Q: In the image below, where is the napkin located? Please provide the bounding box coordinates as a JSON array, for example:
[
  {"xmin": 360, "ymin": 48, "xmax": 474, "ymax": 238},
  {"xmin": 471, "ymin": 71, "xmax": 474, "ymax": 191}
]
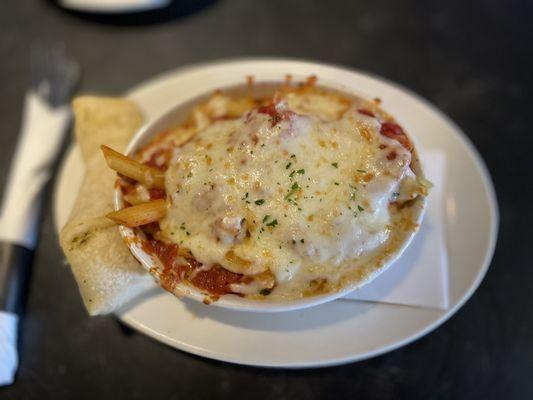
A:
[
  {"xmin": 0, "ymin": 312, "xmax": 18, "ymax": 386},
  {"xmin": 343, "ymin": 151, "xmax": 449, "ymax": 309},
  {"xmin": 0, "ymin": 93, "xmax": 69, "ymax": 249}
]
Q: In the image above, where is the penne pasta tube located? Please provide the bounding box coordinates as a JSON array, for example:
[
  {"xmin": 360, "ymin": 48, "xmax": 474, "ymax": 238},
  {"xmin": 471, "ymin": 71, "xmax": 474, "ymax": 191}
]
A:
[
  {"xmin": 225, "ymin": 250, "xmax": 252, "ymax": 267},
  {"xmin": 101, "ymin": 145, "xmax": 165, "ymax": 189},
  {"xmin": 106, "ymin": 199, "xmax": 167, "ymax": 227}
]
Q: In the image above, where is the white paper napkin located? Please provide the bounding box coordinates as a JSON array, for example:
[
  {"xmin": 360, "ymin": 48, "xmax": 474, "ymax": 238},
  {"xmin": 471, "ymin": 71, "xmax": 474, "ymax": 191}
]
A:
[
  {"xmin": 342, "ymin": 151, "xmax": 449, "ymax": 310},
  {"xmin": 0, "ymin": 93, "xmax": 69, "ymax": 249},
  {"xmin": 0, "ymin": 312, "xmax": 18, "ymax": 386}
]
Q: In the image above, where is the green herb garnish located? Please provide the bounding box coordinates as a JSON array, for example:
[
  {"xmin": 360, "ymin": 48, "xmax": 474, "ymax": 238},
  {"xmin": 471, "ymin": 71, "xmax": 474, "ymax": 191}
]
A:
[
  {"xmin": 331, "ymin": 162, "xmax": 338, "ymax": 168},
  {"xmin": 285, "ymin": 182, "xmax": 300, "ymax": 199},
  {"xmin": 255, "ymin": 199, "xmax": 265, "ymax": 205},
  {"xmin": 266, "ymin": 219, "xmax": 278, "ymax": 227}
]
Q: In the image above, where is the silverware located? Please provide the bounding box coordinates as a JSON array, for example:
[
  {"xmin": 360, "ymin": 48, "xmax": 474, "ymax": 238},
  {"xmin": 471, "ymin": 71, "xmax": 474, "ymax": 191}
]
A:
[
  {"xmin": 30, "ymin": 41, "xmax": 80, "ymax": 107},
  {"xmin": 0, "ymin": 41, "xmax": 79, "ymax": 386}
]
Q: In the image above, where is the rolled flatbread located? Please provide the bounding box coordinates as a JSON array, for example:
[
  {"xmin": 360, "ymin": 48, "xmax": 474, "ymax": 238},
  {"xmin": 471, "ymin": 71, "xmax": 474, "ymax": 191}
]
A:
[
  {"xmin": 60, "ymin": 97, "xmax": 153, "ymax": 315},
  {"xmin": 73, "ymin": 97, "xmax": 144, "ymax": 163}
]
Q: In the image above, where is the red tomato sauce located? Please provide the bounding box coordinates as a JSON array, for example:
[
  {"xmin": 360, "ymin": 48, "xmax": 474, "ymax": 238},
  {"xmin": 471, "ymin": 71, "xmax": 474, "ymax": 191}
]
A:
[
  {"xmin": 257, "ymin": 103, "xmax": 292, "ymax": 127},
  {"xmin": 143, "ymin": 148, "xmax": 170, "ymax": 171},
  {"xmin": 148, "ymin": 188, "xmax": 166, "ymax": 200},
  {"xmin": 357, "ymin": 108, "xmax": 375, "ymax": 117},
  {"xmin": 380, "ymin": 122, "xmax": 413, "ymax": 151},
  {"xmin": 190, "ymin": 266, "xmax": 244, "ymax": 296},
  {"xmin": 142, "ymin": 238, "xmax": 243, "ymax": 296}
]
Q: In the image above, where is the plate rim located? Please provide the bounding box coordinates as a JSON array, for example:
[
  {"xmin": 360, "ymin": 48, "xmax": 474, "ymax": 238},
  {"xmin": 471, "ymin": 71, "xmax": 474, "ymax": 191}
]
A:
[
  {"xmin": 58, "ymin": 0, "xmax": 170, "ymax": 14},
  {"xmin": 54, "ymin": 57, "xmax": 499, "ymax": 368}
]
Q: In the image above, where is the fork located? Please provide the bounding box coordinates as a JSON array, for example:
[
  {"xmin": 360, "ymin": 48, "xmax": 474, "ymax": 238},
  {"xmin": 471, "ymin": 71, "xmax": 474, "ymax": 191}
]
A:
[{"xmin": 30, "ymin": 41, "xmax": 80, "ymax": 107}]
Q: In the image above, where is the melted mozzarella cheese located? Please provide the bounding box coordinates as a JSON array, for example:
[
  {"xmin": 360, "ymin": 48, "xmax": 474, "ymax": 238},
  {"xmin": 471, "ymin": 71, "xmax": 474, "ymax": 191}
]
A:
[{"xmin": 159, "ymin": 99, "xmax": 412, "ymax": 291}]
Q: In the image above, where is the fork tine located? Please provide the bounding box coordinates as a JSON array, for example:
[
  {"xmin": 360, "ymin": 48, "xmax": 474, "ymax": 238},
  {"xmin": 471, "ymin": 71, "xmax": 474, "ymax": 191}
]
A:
[{"xmin": 30, "ymin": 41, "xmax": 80, "ymax": 107}]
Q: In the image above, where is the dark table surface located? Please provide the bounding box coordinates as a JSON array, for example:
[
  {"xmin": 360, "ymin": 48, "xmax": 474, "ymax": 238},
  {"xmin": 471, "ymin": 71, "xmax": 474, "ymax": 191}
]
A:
[{"xmin": 1, "ymin": 0, "xmax": 532, "ymax": 399}]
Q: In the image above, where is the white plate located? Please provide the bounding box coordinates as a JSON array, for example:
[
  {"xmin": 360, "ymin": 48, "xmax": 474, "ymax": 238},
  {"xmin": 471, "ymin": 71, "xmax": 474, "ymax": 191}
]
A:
[
  {"xmin": 53, "ymin": 59, "xmax": 498, "ymax": 367},
  {"xmin": 59, "ymin": 0, "xmax": 170, "ymax": 14}
]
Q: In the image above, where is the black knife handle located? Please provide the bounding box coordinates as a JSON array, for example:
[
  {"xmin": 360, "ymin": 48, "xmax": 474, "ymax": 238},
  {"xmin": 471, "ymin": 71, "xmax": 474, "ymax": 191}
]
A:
[{"xmin": 0, "ymin": 242, "xmax": 34, "ymax": 315}]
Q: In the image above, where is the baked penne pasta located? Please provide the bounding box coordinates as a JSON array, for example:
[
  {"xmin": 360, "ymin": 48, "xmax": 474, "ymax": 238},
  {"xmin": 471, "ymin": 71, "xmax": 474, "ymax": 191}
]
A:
[
  {"xmin": 106, "ymin": 199, "xmax": 167, "ymax": 227},
  {"xmin": 101, "ymin": 145, "xmax": 165, "ymax": 189},
  {"xmin": 100, "ymin": 79, "xmax": 429, "ymax": 303}
]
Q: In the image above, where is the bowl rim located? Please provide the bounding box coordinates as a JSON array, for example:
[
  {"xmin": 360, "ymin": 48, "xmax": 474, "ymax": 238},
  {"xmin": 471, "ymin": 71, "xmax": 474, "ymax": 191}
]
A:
[{"xmin": 114, "ymin": 80, "xmax": 427, "ymax": 312}]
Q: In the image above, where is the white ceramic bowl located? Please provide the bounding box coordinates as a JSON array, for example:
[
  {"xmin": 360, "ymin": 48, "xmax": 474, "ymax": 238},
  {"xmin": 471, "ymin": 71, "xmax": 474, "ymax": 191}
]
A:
[{"xmin": 114, "ymin": 80, "xmax": 427, "ymax": 312}]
